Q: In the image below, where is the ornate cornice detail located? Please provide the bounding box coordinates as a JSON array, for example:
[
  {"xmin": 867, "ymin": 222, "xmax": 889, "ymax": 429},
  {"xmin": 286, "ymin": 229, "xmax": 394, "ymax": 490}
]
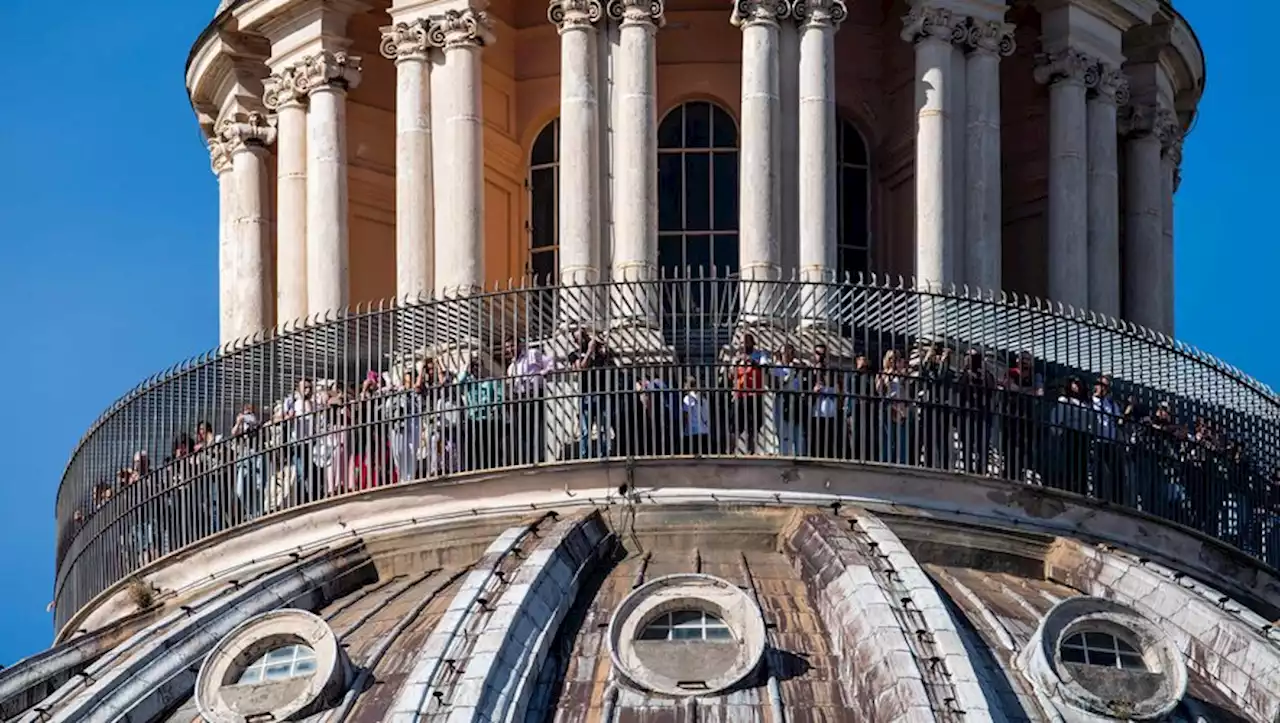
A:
[
  {"xmin": 731, "ymin": 0, "xmax": 791, "ymax": 27},
  {"xmin": 380, "ymin": 20, "xmax": 438, "ymax": 61},
  {"xmin": 900, "ymin": 5, "xmax": 968, "ymax": 46},
  {"xmin": 295, "ymin": 51, "xmax": 362, "ymax": 94},
  {"xmin": 606, "ymin": 0, "xmax": 665, "ymax": 29},
  {"xmin": 263, "ymin": 66, "xmax": 305, "ymax": 110},
  {"xmin": 964, "ymin": 19, "xmax": 1015, "ymax": 57},
  {"xmin": 217, "ymin": 111, "xmax": 277, "ymax": 156},
  {"xmin": 792, "ymin": 0, "xmax": 847, "ymax": 29},
  {"xmin": 1090, "ymin": 64, "xmax": 1129, "ymax": 105},
  {"xmin": 429, "ymin": 9, "xmax": 493, "ymax": 50},
  {"xmin": 209, "ymin": 139, "xmax": 232, "ymax": 176},
  {"xmin": 1033, "ymin": 48, "xmax": 1097, "ymax": 88},
  {"xmin": 549, "ymin": 0, "xmax": 604, "ymax": 31}
]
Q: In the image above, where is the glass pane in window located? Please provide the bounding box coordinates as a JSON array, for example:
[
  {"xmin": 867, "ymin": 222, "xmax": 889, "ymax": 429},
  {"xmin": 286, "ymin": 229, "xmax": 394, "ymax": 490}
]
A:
[
  {"xmin": 638, "ymin": 624, "xmax": 670, "ymax": 641},
  {"xmin": 841, "ymin": 121, "xmax": 868, "ymax": 166},
  {"xmin": 713, "ymin": 234, "xmax": 739, "ymax": 277},
  {"xmin": 841, "ymin": 167, "xmax": 868, "ymax": 245},
  {"xmin": 264, "ymin": 663, "xmax": 293, "ymax": 681},
  {"xmin": 295, "ymin": 646, "xmax": 316, "ymax": 661},
  {"xmin": 672, "ymin": 626, "xmax": 702, "ymax": 640},
  {"xmin": 670, "ymin": 610, "xmax": 703, "ymax": 627},
  {"xmin": 658, "ymin": 106, "xmax": 683, "ymax": 148},
  {"xmin": 1088, "ymin": 649, "xmax": 1118, "ymax": 668},
  {"xmin": 531, "ymin": 168, "xmax": 557, "ymax": 249},
  {"xmin": 531, "ymin": 249, "xmax": 556, "ymax": 285},
  {"xmin": 705, "ymin": 626, "xmax": 732, "ymax": 640},
  {"xmin": 712, "ymin": 107, "xmax": 737, "ymax": 149},
  {"xmin": 1083, "ymin": 633, "xmax": 1114, "ymax": 649},
  {"xmin": 294, "ymin": 658, "xmax": 317, "ymax": 674},
  {"xmin": 839, "ymin": 247, "xmax": 868, "ymax": 281},
  {"xmin": 265, "ymin": 646, "xmax": 295, "ymax": 663},
  {"xmin": 686, "ymin": 102, "xmax": 712, "ymax": 149},
  {"xmin": 238, "ymin": 666, "xmax": 264, "ymax": 684},
  {"xmin": 531, "ymin": 122, "xmax": 557, "ymax": 165},
  {"xmin": 1114, "ymin": 638, "xmax": 1140, "ymax": 654},
  {"xmin": 659, "ymin": 236, "xmax": 684, "ymax": 275},
  {"xmin": 1060, "ymin": 646, "xmax": 1087, "ymax": 664},
  {"xmin": 685, "ymin": 235, "xmax": 712, "ymax": 275},
  {"xmin": 712, "ymin": 153, "xmax": 739, "ymax": 231},
  {"xmin": 685, "ymin": 154, "xmax": 711, "ymax": 231},
  {"xmin": 659, "ymin": 154, "xmax": 683, "ymax": 232}
]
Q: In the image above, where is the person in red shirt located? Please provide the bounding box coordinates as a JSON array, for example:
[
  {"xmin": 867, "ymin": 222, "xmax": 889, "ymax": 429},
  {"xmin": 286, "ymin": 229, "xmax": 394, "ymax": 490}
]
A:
[{"xmin": 732, "ymin": 333, "xmax": 769, "ymax": 454}]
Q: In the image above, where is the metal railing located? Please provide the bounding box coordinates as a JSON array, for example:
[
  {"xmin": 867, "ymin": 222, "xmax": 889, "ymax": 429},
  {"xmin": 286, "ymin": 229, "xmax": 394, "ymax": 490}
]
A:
[{"xmin": 52, "ymin": 275, "xmax": 1280, "ymax": 631}]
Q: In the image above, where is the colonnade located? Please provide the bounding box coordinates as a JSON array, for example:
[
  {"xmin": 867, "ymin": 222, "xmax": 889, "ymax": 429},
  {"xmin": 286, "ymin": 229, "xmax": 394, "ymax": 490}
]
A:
[{"xmin": 210, "ymin": 0, "xmax": 1185, "ymax": 346}]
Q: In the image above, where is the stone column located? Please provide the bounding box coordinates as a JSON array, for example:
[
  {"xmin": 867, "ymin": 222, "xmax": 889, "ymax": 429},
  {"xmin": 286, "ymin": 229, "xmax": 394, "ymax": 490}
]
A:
[
  {"xmin": 264, "ymin": 69, "xmax": 308, "ymax": 326},
  {"xmin": 606, "ymin": 0, "xmax": 663, "ymax": 325},
  {"xmin": 212, "ymin": 142, "xmax": 238, "ymax": 344},
  {"xmin": 432, "ymin": 9, "xmax": 491, "ymax": 298},
  {"xmin": 794, "ymin": 0, "xmax": 846, "ymax": 325},
  {"xmin": 551, "ymin": 0, "xmax": 604, "ymax": 323},
  {"xmin": 1119, "ymin": 103, "xmax": 1163, "ymax": 330},
  {"xmin": 734, "ymin": 0, "xmax": 786, "ymax": 321},
  {"xmin": 298, "ymin": 51, "xmax": 361, "ymax": 315},
  {"xmin": 1159, "ymin": 118, "xmax": 1182, "ymax": 334},
  {"xmin": 381, "ymin": 21, "xmax": 437, "ymax": 301},
  {"xmin": 1085, "ymin": 65, "xmax": 1126, "ymax": 318},
  {"xmin": 1034, "ymin": 48, "xmax": 1092, "ymax": 310},
  {"xmin": 962, "ymin": 19, "xmax": 1014, "ymax": 293},
  {"xmin": 215, "ymin": 113, "xmax": 277, "ymax": 345},
  {"xmin": 901, "ymin": 4, "xmax": 964, "ymax": 290}
]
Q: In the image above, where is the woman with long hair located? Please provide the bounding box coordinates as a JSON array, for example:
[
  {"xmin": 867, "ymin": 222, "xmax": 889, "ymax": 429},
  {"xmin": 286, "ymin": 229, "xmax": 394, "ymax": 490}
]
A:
[{"xmin": 876, "ymin": 350, "xmax": 911, "ymax": 465}]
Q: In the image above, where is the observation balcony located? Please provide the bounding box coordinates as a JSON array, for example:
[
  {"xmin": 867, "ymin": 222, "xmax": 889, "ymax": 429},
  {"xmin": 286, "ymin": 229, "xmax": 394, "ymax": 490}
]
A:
[{"xmin": 52, "ymin": 276, "xmax": 1280, "ymax": 634}]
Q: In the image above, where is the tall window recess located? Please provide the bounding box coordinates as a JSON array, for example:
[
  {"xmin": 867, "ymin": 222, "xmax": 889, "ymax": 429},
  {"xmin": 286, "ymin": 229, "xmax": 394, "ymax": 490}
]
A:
[
  {"xmin": 836, "ymin": 119, "xmax": 871, "ymax": 280},
  {"xmin": 527, "ymin": 119, "xmax": 559, "ymax": 287},
  {"xmin": 657, "ymin": 101, "xmax": 740, "ymax": 317}
]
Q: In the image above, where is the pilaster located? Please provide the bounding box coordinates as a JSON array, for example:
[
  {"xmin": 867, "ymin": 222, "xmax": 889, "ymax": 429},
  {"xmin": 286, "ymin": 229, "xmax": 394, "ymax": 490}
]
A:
[{"xmin": 215, "ymin": 111, "xmax": 278, "ymax": 345}]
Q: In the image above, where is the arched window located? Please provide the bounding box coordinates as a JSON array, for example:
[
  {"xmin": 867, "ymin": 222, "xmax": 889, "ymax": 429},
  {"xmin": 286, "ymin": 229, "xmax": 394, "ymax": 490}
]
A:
[
  {"xmin": 235, "ymin": 643, "xmax": 318, "ymax": 684},
  {"xmin": 638, "ymin": 610, "xmax": 734, "ymax": 641},
  {"xmin": 1060, "ymin": 632, "xmax": 1147, "ymax": 670},
  {"xmin": 528, "ymin": 119, "xmax": 559, "ymax": 287},
  {"xmin": 658, "ymin": 101, "xmax": 739, "ymax": 279},
  {"xmin": 836, "ymin": 119, "xmax": 871, "ymax": 280}
]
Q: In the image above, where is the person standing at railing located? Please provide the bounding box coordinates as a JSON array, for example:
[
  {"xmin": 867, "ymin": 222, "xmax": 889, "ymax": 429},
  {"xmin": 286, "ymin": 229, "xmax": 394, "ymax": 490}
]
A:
[
  {"xmin": 681, "ymin": 376, "xmax": 713, "ymax": 455},
  {"xmin": 915, "ymin": 341, "xmax": 955, "ymax": 470},
  {"xmin": 731, "ymin": 333, "xmax": 769, "ymax": 454},
  {"xmin": 385, "ymin": 370, "xmax": 424, "ymax": 483},
  {"xmin": 1089, "ymin": 375, "xmax": 1124, "ymax": 505},
  {"xmin": 231, "ymin": 406, "xmax": 266, "ymax": 523},
  {"xmin": 876, "ymin": 350, "xmax": 911, "ymax": 465},
  {"xmin": 771, "ymin": 342, "xmax": 807, "ymax": 457},
  {"xmin": 507, "ymin": 338, "xmax": 554, "ymax": 466},
  {"xmin": 1050, "ymin": 377, "xmax": 1090, "ymax": 494},
  {"xmin": 284, "ymin": 379, "xmax": 321, "ymax": 504},
  {"xmin": 193, "ymin": 421, "xmax": 228, "ymax": 536},
  {"xmin": 845, "ymin": 354, "xmax": 875, "ymax": 463},
  {"xmin": 806, "ymin": 343, "xmax": 842, "ymax": 460},
  {"xmin": 569, "ymin": 330, "xmax": 617, "ymax": 460},
  {"xmin": 958, "ymin": 350, "xmax": 995, "ymax": 475},
  {"xmin": 458, "ymin": 356, "xmax": 505, "ymax": 471},
  {"xmin": 1002, "ymin": 351, "xmax": 1045, "ymax": 483}
]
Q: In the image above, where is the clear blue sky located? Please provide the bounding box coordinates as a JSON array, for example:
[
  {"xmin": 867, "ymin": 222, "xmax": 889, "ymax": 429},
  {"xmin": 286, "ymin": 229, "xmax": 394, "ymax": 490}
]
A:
[{"xmin": 0, "ymin": 1, "xmax": 1273, "ymax": 664}]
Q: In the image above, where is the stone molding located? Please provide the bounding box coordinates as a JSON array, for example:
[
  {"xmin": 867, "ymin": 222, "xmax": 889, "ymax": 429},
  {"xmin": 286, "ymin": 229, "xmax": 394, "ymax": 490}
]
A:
[
  {"xmin": 295, "ymin": 50, "xmax": 362, "ymax": 94},
  {"xmin": 430, "ymin": 8, "xmax": 493, "ymax": 50},
  {"xmin": 731, "ymin": 0, "xmax": 791, "ymax": 27},
  {"xmin": 964, "ymin": 18, "xmax": 1015, "ymax": 57},
  {"xmin": 900, "ymin": 5, "xmax": 968, "ymax": 46},
  {"xmin": 606, "ymin": 0, "xmax": 665, "ymax": 28},
  {"xmin": 1090, "ymin": 64, "xmax": 1130, "ymax": 105},
  {"xmin": 1033, "ymin": 47, "xmax": 1097, "ymax": 87},
  {"xmin": 216, "ymin": 111, "xmax": 277, "ymax": 155},
  {"xmin": 262, "ymin": 66, "xmax": 305, "ymax": 110},
  {"xmin": 549, "ymin": 0, "xmax": 604, "ymax": 32},
  {"xmin": 379, "ymin": 19, "xmax": 438, "ymax": 61}
]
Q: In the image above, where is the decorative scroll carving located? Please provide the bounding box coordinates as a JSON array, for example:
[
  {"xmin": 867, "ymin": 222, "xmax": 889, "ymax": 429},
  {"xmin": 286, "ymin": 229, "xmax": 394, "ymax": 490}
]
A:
[
  {"xmin": 428, "ymin": 8, "xmax": 493, "ymax": 50},
  {"xmin": 1033, "ymin": 48, "xmax": 1098, "ymax": 87},
  {"xmin": 263, "ymin": 66, "xmax": 305, "ymax": 110},
  {"xmin": 209, "ymin": 139, "xmax": 232, "ymax": 175},
  {"xmin": 1118, "ymin": 102, "xmax": 1157, "ymax": 136},
  {"xmin": 295, "ymin": 51, "xmax": 362, "ymax": 94},
  {"xmin": 731, "ymin": 0, "xmax": 791, "ymax": 26},
  {"xmin": 217, "ymin": 111, "xmax": 277, "ymax": 155},
  {"xmin": 900, "ymin": 5, "xmax": 968, "ymax": 46},
  {"xmin": 380, "ymin": 20, "xmax": 438, "ymax": 60},
  {"xmin": 791, "ymin": 0, "xmax": 847, "ymax": 28},
  {"xmin": 1091, "ymin": 64, "xmax": 1130, "ymax": 105},
  {"xmin": 965, "ymin": 19, "xmax": 1015, "ymax": 57},
  {"xmin": 606, "ymin": 0, "xmax": 665, "ymax": 28},
  {"xmin": 549, "ymin": 0, "xmax": 604, "ymax": 31}
]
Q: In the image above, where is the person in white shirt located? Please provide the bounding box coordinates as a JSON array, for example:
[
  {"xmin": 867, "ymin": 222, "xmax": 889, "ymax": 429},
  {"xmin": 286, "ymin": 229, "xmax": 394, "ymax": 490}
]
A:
[
  {"xmin": 506, "ymin": 338, "xmax": 555, "ymax": 464},
  {"xmin": 681, "ymin": 376, "xmax": 712, "ymax": 455},
  {"xmin": 771, "ymin": 343, "xmax": 806, "ymax": 457}
]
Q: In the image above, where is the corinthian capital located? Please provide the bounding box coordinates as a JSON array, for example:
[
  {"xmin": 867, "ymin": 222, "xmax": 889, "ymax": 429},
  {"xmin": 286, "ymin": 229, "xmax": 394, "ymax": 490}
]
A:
[
  {"xmin": 965, "ymin": 19, "xmax": 1015, "ymax": 57},
  {"xmin": 900, "ymin": 5, "xmax": 967, "ymax": 46},
  {"xmin": 792, "ymin": 0, "xmax": 847, "ymax": 28},
  {"xmin": 209, "ymin": 139, "xmax": 232, "ymax": 176},
  {"xmin": 295, "ymin": 51, "xmax": 362, "ymax": 95},
  {"xmin": 263, "ymin": 67, "xmax": 305, "ymax": 110},
  {"xmin": 1033, "ymin": 48, "xmax": 1097, "ymax": 87},
  {"xmin": 549, "ymin": 0, "xmax": 604, "ymax": 31},
  {"xmin": 1118, "ymin": 102, "xmax": 1158, "ymax": 137},
  {"xmin": 731, "ymin": 0, "xmax": 791, "ymax": 27},
  {"xmin": 217, "ymin": 111, "xmax": 277, "ymax": 155},
  {"xmin": 1155, "ymin": 108, "xmax": 1183, "ymax": 151},
  {"xmin": 429, "ymin": 9, "xmax": 494, "ymax": 50},
  {"xmin": 380, "ymin": 20, "xmax": 438, "ymax": 61},
  {"xmin": 1090, "ymin": 64, "xmax": 1129, "ymax": 105},
  {"xmin": 606, "ymin": 0, "xmax": 665, "ymax": 28}
]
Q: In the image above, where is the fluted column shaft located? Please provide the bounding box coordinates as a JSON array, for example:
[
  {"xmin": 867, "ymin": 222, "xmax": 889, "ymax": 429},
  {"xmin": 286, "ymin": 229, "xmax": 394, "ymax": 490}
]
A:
[
  {"xmin": 795, "ymin": 0, "xmax": 845, "ymax": 324},
  {"xmin": 264, "ymin": 74, "xmax": 308, "ymax": 326},
  {"xmin": 1035, "ymin": 49, "xmax": 1091, "ymax": 309},
  {"xmin": 552, "ymin": 0, "xmax": 604, "ymax": 324},
  {"xmin": 963, "ymin": 20, "xmax": 1013, "ymax": 292},
  {"xmin": 299, "ymin": 51, "xmax": 361, "ymax": 315},
  {"xmin": 1120, "ymin": 103, "xmax": 1164, "ymax": 330},
  {"xmin": 381, "ymin": 22, "xmax": 437, "ymax": 300},
  {"xmin": 1160, "ymin": 128, "xmax": 1181, "ymax": 334},
  {"xmin": 433, "ymin": 9, "xmax": 491, "ymax": 298},
  {"xmin": 607, "ymin": 0, "xmax": 662, "ymax": 323},
  {"xmin": 213, "ymin": 146, "xmax": 238, "ymax": 344},
  {"xmin": 1086, "ymin": 67, "xmax": 1126, "ymax": 318},
  {"xmin": 214, "ymin": 113, "xmax": 277, "ymax": 345},
  {"xmin": 902, "ymin": 5, "xmax": 963, "ymax": 289}
]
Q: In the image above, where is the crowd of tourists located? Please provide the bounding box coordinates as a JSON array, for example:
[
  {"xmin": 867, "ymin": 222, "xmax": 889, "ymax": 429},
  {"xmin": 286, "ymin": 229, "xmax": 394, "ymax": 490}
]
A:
[{"xmin": 64, "ymin": 329, "xmax": 1280, "ymax": 567}]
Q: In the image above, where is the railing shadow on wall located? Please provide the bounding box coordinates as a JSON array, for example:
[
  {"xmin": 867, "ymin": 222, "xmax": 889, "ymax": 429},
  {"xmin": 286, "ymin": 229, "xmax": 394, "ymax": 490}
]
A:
[{"xmin": 51, "ymin": 270, "xmax": 1280, "ymax": 631}]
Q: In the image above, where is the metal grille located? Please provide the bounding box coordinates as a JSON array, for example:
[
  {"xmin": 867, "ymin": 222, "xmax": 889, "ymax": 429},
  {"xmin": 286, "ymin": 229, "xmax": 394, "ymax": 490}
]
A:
[{"xmin": 52, "ymin": 275, "xmax": 1280, "ymax": 633}]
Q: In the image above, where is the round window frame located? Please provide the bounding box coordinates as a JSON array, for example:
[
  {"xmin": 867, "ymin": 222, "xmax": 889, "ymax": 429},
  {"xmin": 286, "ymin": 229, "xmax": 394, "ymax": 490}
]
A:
[
  {"xmin": 607, "ymin": 573, "xmax": 767, "ymax": 697},
  {"xmin": 195, "ymin": 609, "xmax": 347, "ymax": 723}
]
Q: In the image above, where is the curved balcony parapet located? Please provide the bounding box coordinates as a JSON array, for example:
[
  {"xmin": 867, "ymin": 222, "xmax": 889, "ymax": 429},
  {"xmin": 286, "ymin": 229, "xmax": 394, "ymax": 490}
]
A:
[{"xmin": 52, "ymin": 275, "xmax": 1280, "ymax": 631}]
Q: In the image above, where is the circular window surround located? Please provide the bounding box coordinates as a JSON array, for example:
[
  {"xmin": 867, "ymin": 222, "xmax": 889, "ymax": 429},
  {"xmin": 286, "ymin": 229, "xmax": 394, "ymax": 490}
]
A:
[
  {"xmin": 607, "ymin": 573, "xmax": 767, "ymax": 697},
  {"xmin": 195, "ymin": 609, "xmax": 348, "ymax": 723},
  {"xmin": 1018, "ymin": 596, "xmax": 1187, "ymax": 721}
]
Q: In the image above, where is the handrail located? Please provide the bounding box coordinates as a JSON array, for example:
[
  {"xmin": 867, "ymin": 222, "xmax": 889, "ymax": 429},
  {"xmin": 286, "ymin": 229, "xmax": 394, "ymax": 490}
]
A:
[{"xmin": 51, "ymin": 276, "xmax": 1280, "ymax": 630}]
